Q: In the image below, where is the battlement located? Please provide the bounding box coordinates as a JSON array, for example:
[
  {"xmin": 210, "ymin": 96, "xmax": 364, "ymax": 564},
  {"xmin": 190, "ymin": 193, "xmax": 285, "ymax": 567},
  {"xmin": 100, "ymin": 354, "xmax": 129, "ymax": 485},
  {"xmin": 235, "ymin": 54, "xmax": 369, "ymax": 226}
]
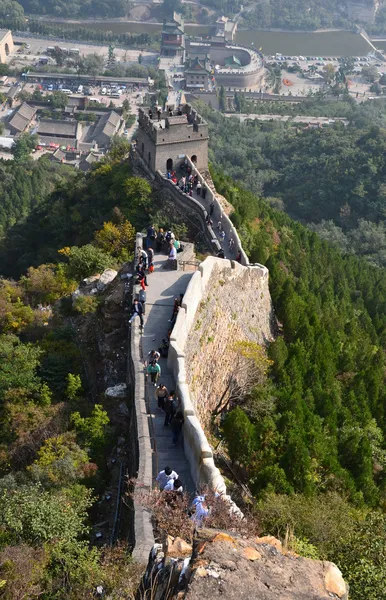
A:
[{"xmin": 137, "ymin": 103, "xmax": 209, "ymax": 173}]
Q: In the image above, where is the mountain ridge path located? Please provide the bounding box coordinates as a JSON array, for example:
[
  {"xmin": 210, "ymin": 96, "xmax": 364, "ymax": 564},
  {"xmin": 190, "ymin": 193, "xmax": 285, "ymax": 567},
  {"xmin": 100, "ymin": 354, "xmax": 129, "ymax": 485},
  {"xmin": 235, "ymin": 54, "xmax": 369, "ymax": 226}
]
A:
[{"xmin": 140, "ymin": 251, "xmax": 195, "ymax": 494}]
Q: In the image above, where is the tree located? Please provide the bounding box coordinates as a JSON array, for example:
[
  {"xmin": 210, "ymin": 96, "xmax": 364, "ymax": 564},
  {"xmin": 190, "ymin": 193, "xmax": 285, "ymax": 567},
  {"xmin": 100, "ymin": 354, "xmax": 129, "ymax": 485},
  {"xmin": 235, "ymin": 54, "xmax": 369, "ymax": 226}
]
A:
[
  {"xmin": 0, "ymin": 482, "xmax": 93, "ymax": 546},
  {"xmin": 0, "ymin": 334, "xmax": 42, "ymax": 400},
  {"xmin": 323, "ymin": 63, "xmax": 335, "ymax": 84},
  {"xmin": 362, "ymin": 64, "xmax": 379, "ymax": 83},
  {"xmin": 163, "ymin": 0, "xmax": 182, "ymax": 16},
  {"xmin": 21, "ymin": 263, "xmax": 76, "ymax": 306},
  {"xmin": 370, "ymin": 82, "xmax": 382, "ymax": 95},
  {"xmin": 51, "ymin": 46, "xmax": 66, "ymax": 67},
  {"xmin": 58, "ymin": 244, "xmax": 115, "ymax": 281},
  {"xmin": 49, "ymin": 91, "xmax": 69, "ymax": 109},
  {"xmin": 94, "ymin": 219, "xmax": 135, "ymax": 262},
  {"xmin": 71, "ymin": 404, "xmax": 110, "ymax": 460},
  {"xmin": 218, "ymin": 85, "xmax": 226, "ymax": 112},
  {"xmin": 222, "ymin": 407, "xmax": 256, "ymax": 467},
  {"xmin": 28, "ymin": 432, "xmax": 93, "ymax": 487},
  {"xmin": 81, "ymin": 53, "xmax": 105, "ymax": 77},
  {"xmin": 11, "ymin": 133, "xmax": 38, "ymax": 162},
  {"xmin": 122, "ymin": 98, "xmax": 131, "ymax": 113}
]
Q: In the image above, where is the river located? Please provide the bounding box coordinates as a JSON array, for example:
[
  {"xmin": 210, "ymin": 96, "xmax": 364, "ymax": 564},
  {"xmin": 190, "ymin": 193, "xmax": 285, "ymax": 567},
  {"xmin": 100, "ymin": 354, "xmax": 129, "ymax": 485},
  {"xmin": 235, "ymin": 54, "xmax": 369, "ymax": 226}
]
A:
[{"xmin": 43, "ymin": 19, "xmax": 373, "ymax": 56}]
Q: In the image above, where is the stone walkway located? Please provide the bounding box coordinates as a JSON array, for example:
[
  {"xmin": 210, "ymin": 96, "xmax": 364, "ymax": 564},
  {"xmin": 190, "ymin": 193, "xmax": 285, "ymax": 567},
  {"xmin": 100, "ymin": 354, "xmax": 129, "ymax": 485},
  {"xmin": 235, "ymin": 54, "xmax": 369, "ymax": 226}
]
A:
[
  {"xmin": 140, "ymin": 251, "xmax": 195, "ymax": 494},
  {"xmin": 172, "ymin": 172, "xmax": 237, "ymax": 261}
]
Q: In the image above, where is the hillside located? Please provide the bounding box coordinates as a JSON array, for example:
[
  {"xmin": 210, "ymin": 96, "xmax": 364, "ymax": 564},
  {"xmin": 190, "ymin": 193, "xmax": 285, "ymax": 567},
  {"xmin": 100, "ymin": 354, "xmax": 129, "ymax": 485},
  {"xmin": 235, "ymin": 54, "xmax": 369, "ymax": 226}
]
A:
[
  {"xmin": 199, "ymin": 100, "xmax": 386, "ymax": 268},
  {"xmin": 0, "ymin": 141, "xmax": 385, "ymax": 597}
]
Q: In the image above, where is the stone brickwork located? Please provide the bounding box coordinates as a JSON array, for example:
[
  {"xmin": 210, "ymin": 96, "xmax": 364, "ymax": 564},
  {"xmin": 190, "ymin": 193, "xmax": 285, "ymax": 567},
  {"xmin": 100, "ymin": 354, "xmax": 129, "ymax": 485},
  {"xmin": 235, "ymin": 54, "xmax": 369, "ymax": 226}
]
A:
[
  {"xmin": 182, "ymin": 259, "xmax": 275, "ymax": 427},
  {"xmin": 136, "ymin": 103, "xmax": 209, "ymax": 173},
  {"xmin": 167, "ymin": 257, "xmax": 275, "ymax": 492}
]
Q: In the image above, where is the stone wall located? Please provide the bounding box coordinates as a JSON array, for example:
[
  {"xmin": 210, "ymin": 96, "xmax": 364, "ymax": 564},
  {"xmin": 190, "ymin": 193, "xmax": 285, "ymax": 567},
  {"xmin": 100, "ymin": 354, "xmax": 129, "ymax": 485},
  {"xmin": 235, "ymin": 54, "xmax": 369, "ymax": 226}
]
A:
[
  {"xmin": 167, "ymin": 256, "xmax": 275, "ymax": 491},
  {"xmin": 129, "ymin": 233, "xmax": 155, "ymax": 563},
  {"xmin": 184, "ymin": 259, "xmax": 275, "ymax": 426}
]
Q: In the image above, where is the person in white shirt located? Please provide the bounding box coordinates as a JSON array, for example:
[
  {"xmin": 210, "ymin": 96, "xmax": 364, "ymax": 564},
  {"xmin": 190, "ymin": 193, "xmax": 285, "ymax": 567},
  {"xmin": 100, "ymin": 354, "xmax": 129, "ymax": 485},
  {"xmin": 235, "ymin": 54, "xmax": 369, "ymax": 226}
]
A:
[
  {"xmin": 164, "ymin": 477, "xmax": 183, "ymax": 493},
  {"xmin": 191, "ymin": 500, "xmax": 209, "ymax": 527},
  {"xmin": 168, "ymin": 244, "xmax": 177, "ymax": 261},
  {"xmin": 156, "ymin": 466, "xmax": 178, "ymax": 490}
]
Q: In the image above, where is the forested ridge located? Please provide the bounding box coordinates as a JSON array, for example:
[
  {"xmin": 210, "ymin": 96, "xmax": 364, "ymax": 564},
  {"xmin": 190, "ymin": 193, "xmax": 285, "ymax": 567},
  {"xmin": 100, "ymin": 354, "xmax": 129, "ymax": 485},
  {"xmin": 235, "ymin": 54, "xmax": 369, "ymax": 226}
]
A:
[
  {"xmin": 0, "ymin": 144, "xmax": 152, "ymax": 598},
  {"xmin": 1, "ymin": 130, "xmax": 386, "ymax": 596},
  {"xmin": 214, "ymin": 170, "xmax": 386, "ymax": 598},
  {"xmin": 198, "ymin": 100, "xmax": 386, "ymax": 268}
]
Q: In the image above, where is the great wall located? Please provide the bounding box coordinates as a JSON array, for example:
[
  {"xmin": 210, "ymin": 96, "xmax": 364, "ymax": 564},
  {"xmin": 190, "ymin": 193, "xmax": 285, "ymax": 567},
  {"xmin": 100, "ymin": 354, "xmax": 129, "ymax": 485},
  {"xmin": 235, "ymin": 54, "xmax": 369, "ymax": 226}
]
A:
[
  {"xmin": 130, "ymin": 102, "xmax": 276, "ymax": 560},
  {"xmin": 125, "ymin": 102, "xmax": 349, "ymax": 600}
]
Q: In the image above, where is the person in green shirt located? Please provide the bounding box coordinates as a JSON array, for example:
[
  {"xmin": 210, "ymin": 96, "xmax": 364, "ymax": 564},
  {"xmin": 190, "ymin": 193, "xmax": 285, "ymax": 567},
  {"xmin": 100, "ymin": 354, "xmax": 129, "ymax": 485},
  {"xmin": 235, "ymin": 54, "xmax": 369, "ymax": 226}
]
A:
[{"xmin": 147, "ymin": 360, "xmax": 161, "ymax": 386}]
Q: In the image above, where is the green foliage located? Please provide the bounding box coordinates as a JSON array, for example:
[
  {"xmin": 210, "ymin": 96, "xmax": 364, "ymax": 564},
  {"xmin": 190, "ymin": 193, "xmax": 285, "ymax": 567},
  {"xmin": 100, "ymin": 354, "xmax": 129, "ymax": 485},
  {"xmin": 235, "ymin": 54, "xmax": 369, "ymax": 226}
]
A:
[
  {"xmin": 60, "ymin": 244, "xmax": 115, "ymax": 281},
  {"xmin": 0, "ymin": 482, "xmax": 93, "ymax": 546},
  {"xmin": 94, "ymin": 218, "xmax": 135, "ymax": 262},
  {"xmin": 17, "ymin": 0, "xmax": 129, "ymax": 18},
  {"xmin": 73, "ymin": 294, "xmax": 99, "ymax": 315},
  {"xmin": 71, "ymin": 404, "xmax": 110, "ymax": 460},
  {"xmin": 0, "ymin": 334, "xmax": 42, "ymax": 400},
  {"xmin": 11, "ymin": 133, "xmax": 38, "ymax": 162},
  {"xmin": 21, "ymin": 263, "xmax": 76, "ymax": 306},
  {"xmin": 214, "ymin": 171, "xmax": 386, "ymax": 506},
  {"xmin": 199, "ymin": 101, "xmax": 386, "ymax": 267},
  {"xmin": 28, "ymin": 432, "xmax": 93, "ymax": 487},
  {"xmin": 0, "ymin": 162, "xmax": 151, "ymax": 277},
  {"xmin": 48, "ymin": 90, "xmax": 69, "ymax": 109},
  {"xmin": 222, "ymin": 407, "xmax": 256, "ymax": 467}
]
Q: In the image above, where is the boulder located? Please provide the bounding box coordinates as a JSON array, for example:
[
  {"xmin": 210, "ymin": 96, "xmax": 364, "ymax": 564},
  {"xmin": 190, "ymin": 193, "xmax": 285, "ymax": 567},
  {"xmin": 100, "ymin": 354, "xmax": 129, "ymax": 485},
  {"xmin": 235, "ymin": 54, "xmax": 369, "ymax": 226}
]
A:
[
  {"xmin": 105, "ymin": 383, "xmax": 128, "ymax": 399},
  {"xmin": 324, "ymin": 562, "xmax": 348, "ymax": 599},
  {"xmin": 166, "ymin": 535, "xmax": 193, "ymax": 557},
  {"xmin": 118, "ymin": 402, "xmax": 129, "ymax": 416},
  {"xmin": 97, "ymin": 269, "xmax": 118, "ymax": 291}
]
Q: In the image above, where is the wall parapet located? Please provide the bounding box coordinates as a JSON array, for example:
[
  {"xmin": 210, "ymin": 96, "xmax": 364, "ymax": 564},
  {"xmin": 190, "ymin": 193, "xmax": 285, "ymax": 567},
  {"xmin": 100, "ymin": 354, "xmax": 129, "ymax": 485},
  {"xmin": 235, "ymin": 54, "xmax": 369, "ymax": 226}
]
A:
[
  {"xmin": 130, "ymin": 233, "xmax": 155, "ymax": 563},
  {"xmin": 168, "ymin": 256, "xmax": 269, "ymax": 498}
]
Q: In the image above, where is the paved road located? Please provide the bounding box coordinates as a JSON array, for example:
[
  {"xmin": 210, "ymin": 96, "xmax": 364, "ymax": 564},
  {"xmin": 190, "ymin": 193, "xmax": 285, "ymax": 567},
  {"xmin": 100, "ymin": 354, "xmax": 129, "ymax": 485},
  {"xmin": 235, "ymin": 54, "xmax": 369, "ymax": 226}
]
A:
[
  {"xmin": 223, "ymin": 113, "xmax": 349, "ymax": 125},
  {"xmin": 141, "ymin": 251, "xmax": 195, "ymax": 494}
]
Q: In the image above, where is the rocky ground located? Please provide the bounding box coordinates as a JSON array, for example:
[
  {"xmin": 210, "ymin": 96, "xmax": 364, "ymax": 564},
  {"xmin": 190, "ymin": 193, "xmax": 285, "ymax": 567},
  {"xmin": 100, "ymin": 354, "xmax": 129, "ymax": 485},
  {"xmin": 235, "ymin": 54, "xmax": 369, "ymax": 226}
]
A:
[{"xmin": 139, "ymin": 528, "xmax": 349, "ymax": 600}]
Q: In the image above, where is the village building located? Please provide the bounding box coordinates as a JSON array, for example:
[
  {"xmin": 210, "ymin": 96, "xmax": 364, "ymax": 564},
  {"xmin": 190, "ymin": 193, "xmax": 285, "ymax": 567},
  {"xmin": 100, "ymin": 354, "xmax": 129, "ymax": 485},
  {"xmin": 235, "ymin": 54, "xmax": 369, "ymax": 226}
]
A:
[
  {"xmin": 160, "ymin": 13, "xmax": 186, "ymax": 62},
  {"xmin": 184, "ymin": 57, "xmax": 211, "ymax": 91},
  {"xmin": 7, "ymin": 102, "xmax": 36, "ymax": 135}
]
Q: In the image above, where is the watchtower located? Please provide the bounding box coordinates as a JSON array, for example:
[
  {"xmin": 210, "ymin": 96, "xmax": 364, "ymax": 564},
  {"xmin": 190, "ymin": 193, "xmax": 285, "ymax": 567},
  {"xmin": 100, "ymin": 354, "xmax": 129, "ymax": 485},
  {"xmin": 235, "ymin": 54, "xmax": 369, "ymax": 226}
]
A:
[{"xmin": 136, "ymin": 103, "xmax": 209, "ymax": 174}]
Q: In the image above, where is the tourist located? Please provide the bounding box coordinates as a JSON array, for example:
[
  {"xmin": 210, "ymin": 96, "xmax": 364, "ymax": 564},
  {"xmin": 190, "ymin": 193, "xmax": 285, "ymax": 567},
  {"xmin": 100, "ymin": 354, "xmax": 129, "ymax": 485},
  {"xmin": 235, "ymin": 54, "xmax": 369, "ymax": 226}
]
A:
[
  {"xmin": 148, "ymin": 108, "xmax": 153, "ymax": 120},
  {"xmin": 191, "ymin": 499, "xmax": 209, "ymax": 527},
  {"xmin": 171, "ymin": 411, "xmax": 184, "ymax": 446},
  {"xmin": 202, "ymin": 184, "xmax": 207, "ymax": 199},
  {"xmin": 196, "ymin": 180, "xmax": 202, "ymax": 196},
  {"xmin": 128, "ymin": 298, "xmax": 144, "ymax": 328},
  {"xmin": 147, "ymin": 359, "xmax": 161, "ymax": 386},
  {"xmin": 169, "ymin": 306, "xmax": 179, "ymax": 328},
  {"xmin": 147, "ymin": 349, "xmax": 160, "ymax": 365},
  {"xmin": 146, "ymin": 224, "xmax": 156, "ymax": 249},
  {"xmin": 156, "ymin": 383, "xmax": 169, "ymax": 410},
  {"xmin": 136, "ymin": 264, "xmax": 148, "ymax": 287},
  {"xmin": 157, "ymin": 107, "xmax": 161, "ymax": 121},
  {"xmin": 168, "ymin": 107, "xmax": 173, "ymax": 117},
  {"xmin": 209, "ymin": 202, "xmax": 215, "ymax": 216},
  {"xmin": 170, "ymin": 297, "xmax": 180, "ymax": 321},
  {"xmin": 206, "ymin": 215, "xmax": 213, "ymax": 227},
  {"xmin": 156, "ymin": 228, "xmax": 165, "ymax": 251},
  {"xmin": 158, "ymin": 337, "xmax": 169, "ymax": 358},
  {"xmin": 178, "ymin": 293, "xmax": 184, "ymax": 306},
  {"xmin": 236, "ymin": 250, "xmax": 242, "ymax": 263},
  {"xmin": 219, "ymin": 229, "xmax": 226, "ymax": 242},
  {"xmin": 217, "ymin": 249, "xmax": 225, "ymax": 259},
  {"xmin": 156, "ymin": 465, "xmax": 178, "ymax": 490},
  {"xmin": 179, "ymin": 176, "xmax": 186, "ymax": 190},
  {"xmin": 139, "ymin": 248, "xmax": 148, "ymax": 268},
  {"xmin": 168, "ymin": 243, "xmax": 177, "ymax": 264},
  {"xmin": 164, "ymin": 390, "xmax": 177, "ymax": 426},
  {"xmin": 228, "ymin": 238, "xmax": 235, "ymax": 252},
  {"xmin": 164, "ymin": 477, "xmax": 183, "ymax": 493},
  {"xmin": 147, "ymin": 247, "xmax": 154, "ymax": 269}
]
